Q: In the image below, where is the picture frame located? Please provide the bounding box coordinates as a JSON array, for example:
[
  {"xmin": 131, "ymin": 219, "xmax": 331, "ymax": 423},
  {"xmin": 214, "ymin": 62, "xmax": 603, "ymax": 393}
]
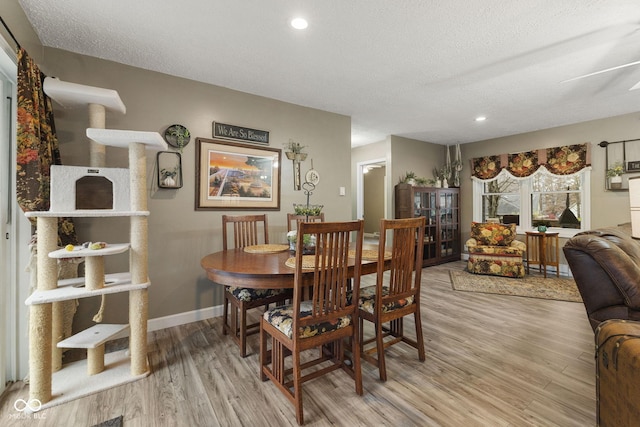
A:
[
  {"xmin": 157, "ymin": 151, "xmax": 183, "ymax": 189},
  {"xmin": 196, "ymin": 138, "xmax": 281, "ymax": 210}
]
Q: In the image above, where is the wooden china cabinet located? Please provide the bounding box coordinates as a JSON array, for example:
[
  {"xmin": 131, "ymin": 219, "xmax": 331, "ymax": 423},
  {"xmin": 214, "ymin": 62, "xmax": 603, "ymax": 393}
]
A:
[{"xmin": 394, "ymin": 183, "xmax": 461, "ymax": 267}]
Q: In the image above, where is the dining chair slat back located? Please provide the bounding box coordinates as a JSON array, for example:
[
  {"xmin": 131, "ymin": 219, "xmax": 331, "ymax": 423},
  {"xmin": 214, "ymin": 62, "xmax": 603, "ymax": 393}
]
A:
[
  {"xmin": 298, "ymin": 220, "xmax": 357, "ymax": 326},
  {"xmin": 260, "ymin": 220, "xmax": 364, "ymax": 424},
  {"xmin": 359, "ymin": 216, "xmax": 426, "ymax": 381},
  {"xmin": 222, "ymin": 214, "xmax": 269, "ymax": 249},
  {"xmin": 286, "ymin": 213, "xmax": 325, "ymax": 232}
]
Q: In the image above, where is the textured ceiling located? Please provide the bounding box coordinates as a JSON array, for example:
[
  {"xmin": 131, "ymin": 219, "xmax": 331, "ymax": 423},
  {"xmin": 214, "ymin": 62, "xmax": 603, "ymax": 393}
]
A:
[{"xmin": 18, "ymin": 0, "xmax": 640, "ymax": 147}]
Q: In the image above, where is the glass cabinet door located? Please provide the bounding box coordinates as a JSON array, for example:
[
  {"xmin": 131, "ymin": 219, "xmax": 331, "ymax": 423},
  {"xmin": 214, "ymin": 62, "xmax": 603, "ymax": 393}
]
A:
[
  {"xmin": 413, "ymin": 189, "xmax": 438, "ymax": 261},
  {"xmin": 438, "ymin": 190, "xmax": 460, "ymax": 259},
  {"xmin": 394, "ymin": 184, "xmax": 460, "ymax": 266}
]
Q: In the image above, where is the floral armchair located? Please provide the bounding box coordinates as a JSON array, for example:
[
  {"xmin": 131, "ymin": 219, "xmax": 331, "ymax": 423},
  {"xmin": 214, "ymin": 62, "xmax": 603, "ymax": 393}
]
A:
[{"xmin": 465, "ymin": 222, "xmax": 526, "ymax": 278}]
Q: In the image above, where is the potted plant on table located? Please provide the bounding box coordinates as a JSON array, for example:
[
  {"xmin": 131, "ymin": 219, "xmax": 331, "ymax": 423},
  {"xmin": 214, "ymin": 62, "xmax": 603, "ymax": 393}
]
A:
[
  {"xmin": 286, "ymin": 230, "xmax": 316, "ymax": 254},
  {"xmin": 533, "ymin": 220, "xmax": 551, "ymax": 232}
]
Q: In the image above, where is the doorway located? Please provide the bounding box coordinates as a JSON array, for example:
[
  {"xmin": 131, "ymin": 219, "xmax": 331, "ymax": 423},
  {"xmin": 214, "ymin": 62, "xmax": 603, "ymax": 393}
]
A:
[{"xmin": 356, "ymin": 159, "xmax": 387, "ymax": 238}]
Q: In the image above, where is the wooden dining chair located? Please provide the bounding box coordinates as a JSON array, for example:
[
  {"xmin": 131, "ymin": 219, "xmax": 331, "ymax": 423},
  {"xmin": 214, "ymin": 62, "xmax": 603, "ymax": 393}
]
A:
[
  {"xmin": 260, "ymin": 220, "xmax": 364, "ymax": 425},
  {"xmin": 286, "ymin": 213, "xmax": 325, "ymax": 232},
  {"xmin": 221, "ymin": 214, "xmax": 291, "ymax": 357},
  {"xmin": 358, "ymin": 216, "xmax": 426, "ymax": 381}
]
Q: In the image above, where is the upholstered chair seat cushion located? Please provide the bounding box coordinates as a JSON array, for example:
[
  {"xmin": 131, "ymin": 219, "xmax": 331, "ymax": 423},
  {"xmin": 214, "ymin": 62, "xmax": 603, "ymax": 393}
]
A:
[
  {"xmin": 466, "ymin": 222, "xmax": 526, "ymax": 278},
  {"xmin": 263, "ymin": 301, "xmax": 352, "ymax": 339},
  {"xmin": 350, "ymin": 286, "xmax": 415, "ymax": 314},
  {"xmin": 227, "ymin": 286, "xmax": 289, "ymax": 302},
  {"xmin": 467, "ymin": 243, "xmax": 525, "ymax": 256}
]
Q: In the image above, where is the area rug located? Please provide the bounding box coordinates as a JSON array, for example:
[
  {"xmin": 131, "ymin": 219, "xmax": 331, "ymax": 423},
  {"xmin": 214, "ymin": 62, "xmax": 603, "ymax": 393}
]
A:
[{"xmin": 449, "ymin": 270, "xmax": 582, "ymax": 302}]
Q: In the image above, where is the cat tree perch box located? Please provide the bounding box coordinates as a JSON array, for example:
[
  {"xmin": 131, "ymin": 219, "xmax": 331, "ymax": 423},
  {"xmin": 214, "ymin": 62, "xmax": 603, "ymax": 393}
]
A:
[{"xmin": 50, "ymin": 165, "xmax": 130, "ymax": 212}]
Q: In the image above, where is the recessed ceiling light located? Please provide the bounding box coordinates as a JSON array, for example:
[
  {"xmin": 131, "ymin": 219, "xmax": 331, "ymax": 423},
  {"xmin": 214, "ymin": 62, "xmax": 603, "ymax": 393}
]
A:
[
  {"xmin": 475, "ymin": 116, "xmax": 487, "ymax": 122},
  {"xmin": 291, "ymin": 17, "xmax": 308, "ymax": 30}
]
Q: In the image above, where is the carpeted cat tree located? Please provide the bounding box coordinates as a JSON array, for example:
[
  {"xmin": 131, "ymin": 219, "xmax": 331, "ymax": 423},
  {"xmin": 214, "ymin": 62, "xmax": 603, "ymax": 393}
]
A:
[{"xmin": 24, "ymin": 78, "xmax": 166, "ymax": 410}]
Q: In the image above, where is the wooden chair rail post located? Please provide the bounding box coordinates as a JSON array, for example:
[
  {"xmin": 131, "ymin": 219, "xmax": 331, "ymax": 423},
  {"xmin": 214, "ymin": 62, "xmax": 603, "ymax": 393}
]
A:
[{"xmin": 221, "ymin": 214, "xmax": 290, "ymax": 357}]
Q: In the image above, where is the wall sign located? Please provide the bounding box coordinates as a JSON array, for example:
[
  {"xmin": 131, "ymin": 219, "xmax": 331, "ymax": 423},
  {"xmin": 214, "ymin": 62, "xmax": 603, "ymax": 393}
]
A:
[
  {"xmin": 628, "ymin": 160, "xmax": 640, "ymax": 172},
  {"xmin": 212, "ymin": 121, "xmax": 269, "ymax": 145}
]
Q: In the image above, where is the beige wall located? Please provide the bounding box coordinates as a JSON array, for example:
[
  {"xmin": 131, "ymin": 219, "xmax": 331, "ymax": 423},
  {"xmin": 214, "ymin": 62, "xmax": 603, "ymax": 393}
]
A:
[
  {"xmin": 363, "ymin": 167, "xmax": 385, "ymax": 233},
  {"xmin": 353, "ymin": 113, "xmax": 640, "ymax": 266},
  {"xmin": 351, "ymin": 138, "xmax": 390, "ymax": 219},
  {"xmin": 26, "ymin": 47, "xmax": 353, "ymax": 327},
  {"xmin": 351, "ymin": 135, "xmax": 445, "ymax": 222},
  {"xmin": 390, "ymin": 135, "xmax": 446, "ymax": 185},
  {"xmin": 458, "ymin": 112, "xmax": 640, "ymax": 261}
]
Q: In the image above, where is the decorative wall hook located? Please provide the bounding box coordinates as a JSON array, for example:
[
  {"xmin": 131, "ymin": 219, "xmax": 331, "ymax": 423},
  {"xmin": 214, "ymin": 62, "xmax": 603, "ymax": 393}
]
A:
[{"xmin": 284, "ymin": 139, "xmax": 307, "ymax": 190}]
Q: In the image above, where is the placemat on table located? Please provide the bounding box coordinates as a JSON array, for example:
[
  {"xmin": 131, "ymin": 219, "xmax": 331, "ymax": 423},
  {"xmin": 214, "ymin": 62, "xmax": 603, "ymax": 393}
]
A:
[
  {"xmin": 285, "ymin": 255, "xmax": 317, "ymax": 269},
  {"xmin": 244, "ymin": 244, "xmax": 289, "ymax": 254},
  {"xmin": 349, "ymin": 249, "xmax": 392, "ymax": 261}
]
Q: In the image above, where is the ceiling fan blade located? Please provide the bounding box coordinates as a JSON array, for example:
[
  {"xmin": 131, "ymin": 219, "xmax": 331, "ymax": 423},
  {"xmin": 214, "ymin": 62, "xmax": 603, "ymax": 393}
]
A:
[
  {"xmin": 630, "ymin": 80, "xmax": 640, "ymax": 91},
  {"xmin": 561, "ymin": 60, "xmax": 640, "ymax": 83}
]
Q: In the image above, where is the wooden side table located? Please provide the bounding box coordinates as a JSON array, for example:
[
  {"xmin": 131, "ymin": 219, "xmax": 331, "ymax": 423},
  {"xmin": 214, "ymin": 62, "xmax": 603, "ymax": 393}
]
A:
[{"xmin": 525, "ymin": 231, "xmax": 560, "ymax": 278}]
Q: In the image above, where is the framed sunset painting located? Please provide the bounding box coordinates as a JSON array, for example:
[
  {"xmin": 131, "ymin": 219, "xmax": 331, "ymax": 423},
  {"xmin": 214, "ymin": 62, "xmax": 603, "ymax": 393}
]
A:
[{"xmin": 195, "ymin": 138, "xmax": 281, "ymax": 210}]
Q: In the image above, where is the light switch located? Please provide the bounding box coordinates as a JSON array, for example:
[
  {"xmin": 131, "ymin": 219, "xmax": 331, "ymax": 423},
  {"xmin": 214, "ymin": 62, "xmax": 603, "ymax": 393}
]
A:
[{"xmin": 339, "ymin": 186, "xmax": 346, "ymax": 196}]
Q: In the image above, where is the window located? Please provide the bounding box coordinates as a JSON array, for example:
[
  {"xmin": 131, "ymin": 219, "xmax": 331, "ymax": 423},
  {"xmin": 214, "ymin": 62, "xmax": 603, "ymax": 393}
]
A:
[
  {"xmin": 531, "ymin": 172, "xmax": 582, "ymax": 229},
  {"xmin": 481, "ymin": 174, "xmax": 520, "ymax": 222},
  {"xmin": 0, "ymin": 39, "xmax": 17, "ymax": 392},
  {"xmin": 473, "ymin": 166, "xmax": 590, "ymax": 238}
]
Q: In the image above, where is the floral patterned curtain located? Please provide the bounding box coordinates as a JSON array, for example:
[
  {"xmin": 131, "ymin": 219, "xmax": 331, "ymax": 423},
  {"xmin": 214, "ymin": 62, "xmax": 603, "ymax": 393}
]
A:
[
  {"xmin": 17, "ymin": 48, "xmax": 77, "ymax": 246},
  {"xmin": 471, "ymin": 143, "xmax": 590, "ymax": 180}
]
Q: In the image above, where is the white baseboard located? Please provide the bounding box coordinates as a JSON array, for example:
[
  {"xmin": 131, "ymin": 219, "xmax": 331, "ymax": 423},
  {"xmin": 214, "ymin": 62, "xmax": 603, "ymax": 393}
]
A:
[{"xmin": 147, "ymin": 305, "xmax": 224, "ymax": 332}]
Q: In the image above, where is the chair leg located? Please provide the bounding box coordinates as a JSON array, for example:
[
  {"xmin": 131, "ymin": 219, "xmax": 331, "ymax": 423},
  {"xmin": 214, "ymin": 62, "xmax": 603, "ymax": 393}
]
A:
[
  {"xmin": 230, "ymin": 302, "xmax": 238, "ymax": 340},
  {"xmin": 375, "ymin": 320, "xmax": 387, "ymax": 381},
  {"xmin": 414, "ymin": 310, "xmax": 426, "ymax": 362},
  {"xmin": 259, "ymin": 321, "xmax": 268, "ymax": 381},
  {"xmin": 358, "ymin": 316, "xmax": 364, "ymax": 355},
  {"xmin": 292, "ymin": 351, "xmax": 304, "ymax": 425},
  {"xmin": 239, "ymin": 302, "xmax": 248, "ymax": 357},
  {"xmin": 222, "ymin": 293, "xmax": 229, "ymax": 335},
  {"xmin": 352, "ymin": 328, "xmax": 363, "ymax": 396},
  {"xmin": 275, "ymin": 338, "xmax": 285, "ymax": 385}
]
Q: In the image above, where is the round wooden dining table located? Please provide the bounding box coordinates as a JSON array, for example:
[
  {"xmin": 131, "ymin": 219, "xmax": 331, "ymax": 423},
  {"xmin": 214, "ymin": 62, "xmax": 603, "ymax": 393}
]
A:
[{"xmin": 200, "ymin": 244, "xmax": 385, "ymax": 289}]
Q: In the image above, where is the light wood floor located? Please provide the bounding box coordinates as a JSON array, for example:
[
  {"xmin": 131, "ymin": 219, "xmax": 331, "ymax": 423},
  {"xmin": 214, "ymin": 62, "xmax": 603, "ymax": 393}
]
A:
[{"xmin": 0, "ymin": 261, "xmax": 596, "ymax": 426}]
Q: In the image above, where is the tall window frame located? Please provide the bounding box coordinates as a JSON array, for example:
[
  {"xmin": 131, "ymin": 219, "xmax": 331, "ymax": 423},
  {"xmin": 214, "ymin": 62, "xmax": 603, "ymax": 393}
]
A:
[
  {"xmin": 0, "ymin": 36, "xmax": 18, "ymax": 393},
  {"xmin": 473, "ymin": 166, "xmax": 591, "ymax": 238}
]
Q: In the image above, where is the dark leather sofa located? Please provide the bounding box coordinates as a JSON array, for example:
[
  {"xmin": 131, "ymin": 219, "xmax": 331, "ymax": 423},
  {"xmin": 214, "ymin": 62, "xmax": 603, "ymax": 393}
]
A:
[{"xmin": 563, "ymin": 227, "xmax": 640, "ymax": 331}]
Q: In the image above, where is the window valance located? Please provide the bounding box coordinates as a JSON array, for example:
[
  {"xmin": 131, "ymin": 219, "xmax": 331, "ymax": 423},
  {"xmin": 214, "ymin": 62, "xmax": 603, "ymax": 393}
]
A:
[{"xmin": 471, "ymin": 143, "xmax": 591, "ymax": 180}]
